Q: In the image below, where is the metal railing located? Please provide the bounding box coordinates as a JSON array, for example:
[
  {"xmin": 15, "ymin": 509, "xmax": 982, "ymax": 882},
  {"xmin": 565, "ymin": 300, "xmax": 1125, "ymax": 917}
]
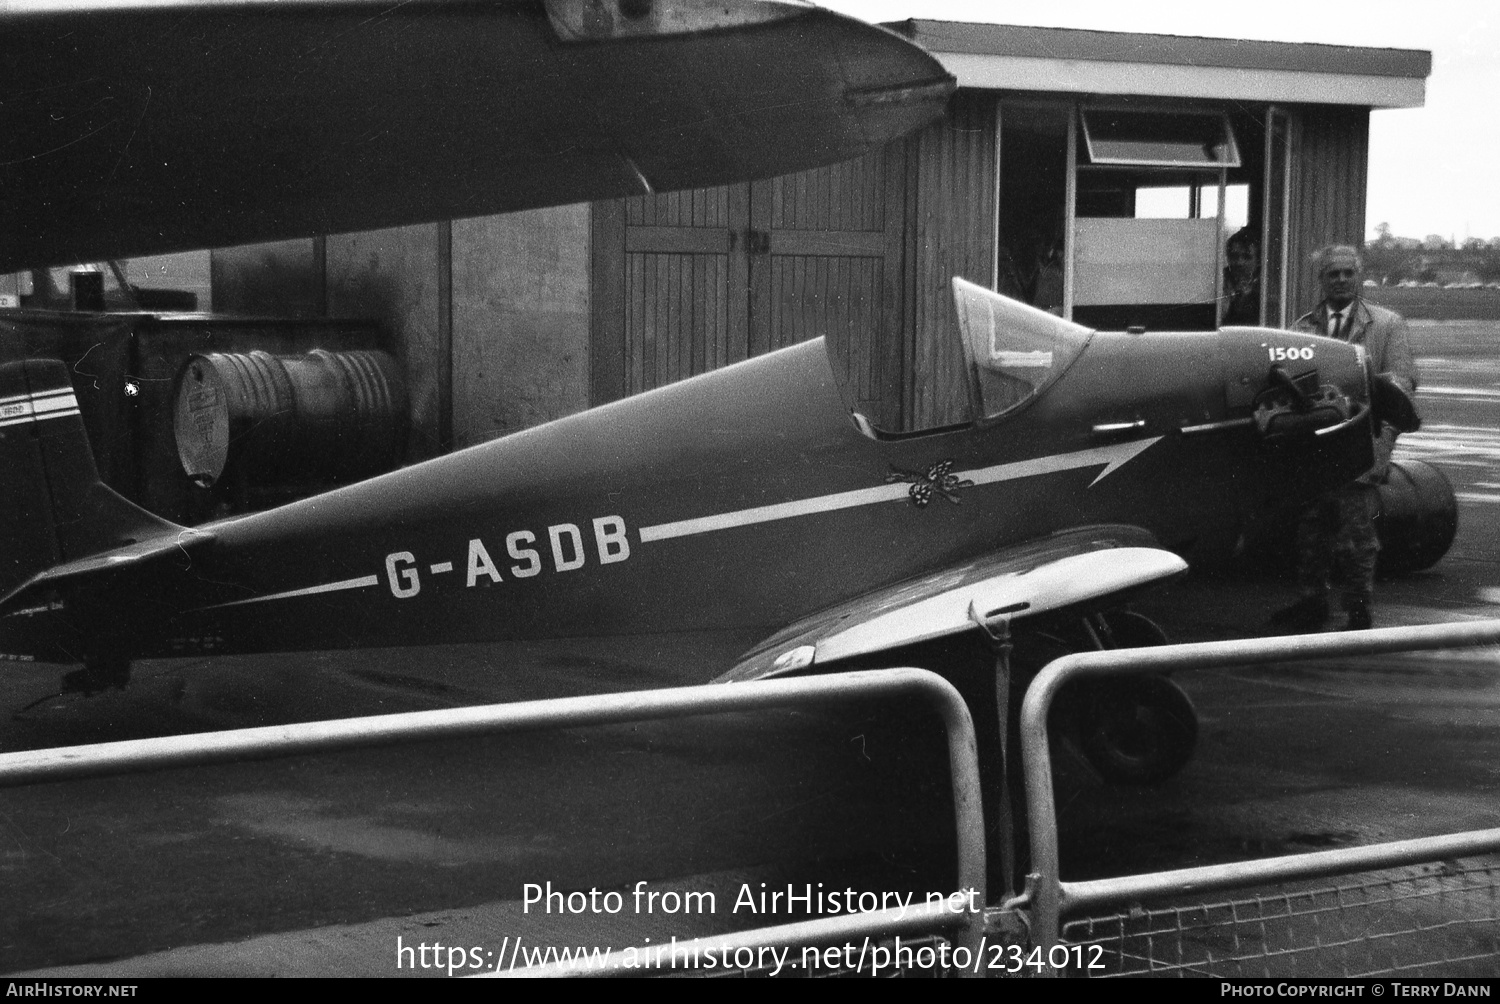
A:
[
  {"xmin": 15, "ymin": 622, "xmax": 1500, "ymax": 977},
  {"xmin": 1018, "ymin": 618, "xmax": 1500, "ymax": 975},
  {"xmin": 0, "ymin": 666, "xmax": 989, "ymax": 976}
]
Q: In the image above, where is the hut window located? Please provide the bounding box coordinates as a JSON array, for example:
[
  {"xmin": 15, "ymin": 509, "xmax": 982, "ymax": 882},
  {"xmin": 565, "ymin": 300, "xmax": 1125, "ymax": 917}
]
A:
[{"xmin": 1081, "ymin": 110, "xmax": 1240, "ymax": 169}]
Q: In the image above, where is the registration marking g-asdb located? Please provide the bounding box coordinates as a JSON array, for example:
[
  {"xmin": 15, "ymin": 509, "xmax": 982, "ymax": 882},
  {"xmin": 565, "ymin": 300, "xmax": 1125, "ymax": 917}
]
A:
[{"xmin": 206, "ymin": 438, "xmax": 1160, "ymax": 607}]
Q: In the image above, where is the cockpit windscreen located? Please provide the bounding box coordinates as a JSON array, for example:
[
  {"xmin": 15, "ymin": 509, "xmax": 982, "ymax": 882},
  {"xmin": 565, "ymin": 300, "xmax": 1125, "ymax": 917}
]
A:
[{"xmin": 952, "ymin": 277, "xmax": 1094, "ymax": 420}]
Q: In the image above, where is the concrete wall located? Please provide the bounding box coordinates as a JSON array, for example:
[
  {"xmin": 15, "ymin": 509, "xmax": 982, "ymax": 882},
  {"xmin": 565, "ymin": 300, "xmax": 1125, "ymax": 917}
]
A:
[
  {"xmin": 326, "ymin": 223, "xmax": 449, "ymax": 461},
  {"xmin": 451, "ymin": 205, "xmax": 591, "ymax": 449},
  {"xmin": 208, "ymin": 206, "xmax": 592, "ymax": 460},
  {"xmin": 211, "ymin": 239, "xmax": 322, "ymax": 317},
  {"xmin": 125, "ymin": 251, "xmax": 215, "ymax": 311}
]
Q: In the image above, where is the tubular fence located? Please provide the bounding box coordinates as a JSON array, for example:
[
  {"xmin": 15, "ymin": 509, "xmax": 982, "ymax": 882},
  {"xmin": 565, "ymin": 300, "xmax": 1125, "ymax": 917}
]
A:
[
  {"xmin": 6, "ymin": 621, "xmax": 1500, "ymax": 976},
  {"xmin": 0, "ymin": 667, "xmax": 989, "ymax": 977},
  {"xmin": 1019, "ymin": 619, "xmax": 1500, "ymax": 979}
]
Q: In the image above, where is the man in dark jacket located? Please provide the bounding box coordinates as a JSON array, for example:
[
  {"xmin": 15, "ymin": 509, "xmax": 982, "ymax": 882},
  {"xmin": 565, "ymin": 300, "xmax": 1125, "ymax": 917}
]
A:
[
  {"xmin": 1270, "ymin": 245, "xmax": 1418, "ymax": 632},
  {"xmin": 1220, "ymin": 226, "xmax": 1261, "ymax": 326}
]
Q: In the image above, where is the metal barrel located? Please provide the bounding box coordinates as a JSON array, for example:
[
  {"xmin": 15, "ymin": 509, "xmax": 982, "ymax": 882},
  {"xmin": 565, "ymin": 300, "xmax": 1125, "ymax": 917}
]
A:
[
  {"xmin": 174, "ymin": 348, "xmax": 407, "ymax": 486},
  {"xmin": 1376, "ymin": 459, "xmax": 1458, "ymax": 575}
]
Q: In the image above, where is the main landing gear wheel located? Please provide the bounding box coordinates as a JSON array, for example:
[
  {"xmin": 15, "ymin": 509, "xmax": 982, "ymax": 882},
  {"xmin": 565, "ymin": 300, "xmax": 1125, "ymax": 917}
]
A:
[
  {"xmin": 1034, "ymin": 611, "xmax": 1198, "ymax": 786},
  {"xmin": 1076, "ymin": 673, "xmax": 1198, "ymax": 786}
]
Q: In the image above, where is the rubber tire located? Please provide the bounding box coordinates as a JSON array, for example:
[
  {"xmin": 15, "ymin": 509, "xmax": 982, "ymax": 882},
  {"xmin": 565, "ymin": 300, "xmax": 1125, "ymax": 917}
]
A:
[
  {"xmin": 1077, "ymin": 674, "xmax": 1198, "ymax": 786},
  {"xmin": 1076, "ymin": 611, "xmax": 1197, "ymax": 785}
]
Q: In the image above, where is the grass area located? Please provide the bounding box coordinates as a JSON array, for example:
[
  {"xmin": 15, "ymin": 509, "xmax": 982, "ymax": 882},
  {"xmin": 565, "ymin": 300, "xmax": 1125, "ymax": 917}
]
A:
[{"xmin": 1362, "ymin": 286, "xmax": 1500, "ymax": 320}]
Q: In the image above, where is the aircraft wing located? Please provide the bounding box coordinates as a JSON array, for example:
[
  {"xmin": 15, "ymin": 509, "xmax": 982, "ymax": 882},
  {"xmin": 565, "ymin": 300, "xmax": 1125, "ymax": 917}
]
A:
[
  {"xmin": 0, "ymin": 0, "xmax": 954, "ymax": 271},
  {"xmin": 716, "ymin": 526, "xmax": 1187, "ymax": 683}
]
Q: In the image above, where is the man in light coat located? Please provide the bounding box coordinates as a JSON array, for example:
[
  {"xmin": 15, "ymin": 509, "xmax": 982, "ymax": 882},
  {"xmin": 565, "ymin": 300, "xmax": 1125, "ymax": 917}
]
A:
[{"xmin": 1270, "ymin": 245, "xmax": 1418, "ymax": 632}]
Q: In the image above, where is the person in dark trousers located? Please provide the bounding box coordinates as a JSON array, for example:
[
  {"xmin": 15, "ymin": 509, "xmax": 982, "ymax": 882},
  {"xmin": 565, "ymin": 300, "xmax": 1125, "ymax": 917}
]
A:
[{"xmin": 1270, "ymin": 245, "xmax": 1418, "ymax": 632}]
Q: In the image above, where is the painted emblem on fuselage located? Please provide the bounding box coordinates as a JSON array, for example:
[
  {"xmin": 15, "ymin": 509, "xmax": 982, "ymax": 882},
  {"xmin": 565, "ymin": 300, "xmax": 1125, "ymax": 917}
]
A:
[{"xmin": 886, "ymin": 460, "xmax": 974, "ymax": 506}]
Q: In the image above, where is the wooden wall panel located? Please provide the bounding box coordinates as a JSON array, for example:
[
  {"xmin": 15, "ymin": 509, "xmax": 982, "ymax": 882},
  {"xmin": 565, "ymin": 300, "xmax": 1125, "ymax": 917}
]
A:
[
  {"xmin": 910, "ymin": 92, "xmax": 998, "ymax": 431},
  {"xmin": 768, "ymin": 156, "xmax": 884, "ymax": 232},
  {"xmin": 625, "ymin": 252, "xmax": 731, "ymax": 394},
  {"xmin": 629, "ymin": 187, "xmax": 730, "ymax": 228},
  {"xmin": 592, "ymin": 146, "xmax": 910, "ymax": 427},
  {"xmin": 767, "ymin": 254, "xmax": 879, "ymax": 389},
  {"xmin": 1286, "ymin": 107, "xmax": 1369, "ymax": 317},
  {"xmin": 595, "ymin": 185, "xmax": 743, "ymax": 401},
  {"xmin": 757, "ymin": 144, "xmax": 906, "ymax": 428}
]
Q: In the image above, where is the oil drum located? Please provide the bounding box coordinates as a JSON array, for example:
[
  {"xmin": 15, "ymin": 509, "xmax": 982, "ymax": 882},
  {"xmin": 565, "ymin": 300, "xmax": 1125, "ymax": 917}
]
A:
[
  {"xmin": 174, "ymin": 349, "xmax": 407, "ymax": 487},
  {"xmin": 1376, "ymin": 459, "xmax": 1458, "ymax": 575}
]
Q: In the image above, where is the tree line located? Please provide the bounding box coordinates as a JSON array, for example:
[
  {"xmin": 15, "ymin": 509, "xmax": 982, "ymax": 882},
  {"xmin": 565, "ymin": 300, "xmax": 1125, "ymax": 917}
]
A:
[{"xmin": 1362, "ymin": 223, "xmax": 1500, "ymax": 286}]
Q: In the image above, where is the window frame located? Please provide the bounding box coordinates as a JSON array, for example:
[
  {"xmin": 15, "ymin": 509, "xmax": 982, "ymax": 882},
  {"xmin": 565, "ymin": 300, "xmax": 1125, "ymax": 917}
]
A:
[{"xmin": 1080, "ymin": 107, "xmax": 1242, "ymax": 170}]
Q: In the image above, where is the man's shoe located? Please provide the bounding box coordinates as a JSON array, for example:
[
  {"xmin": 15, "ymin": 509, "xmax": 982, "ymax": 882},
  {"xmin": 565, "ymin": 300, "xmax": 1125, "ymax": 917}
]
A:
[
  {"xmin": 1344, "ymin": 597, "xmax": 1373, "ymax": 631},
  {"xmin": 1268, "ymin": 595, "xmax": 1329, "ymax": 632}
]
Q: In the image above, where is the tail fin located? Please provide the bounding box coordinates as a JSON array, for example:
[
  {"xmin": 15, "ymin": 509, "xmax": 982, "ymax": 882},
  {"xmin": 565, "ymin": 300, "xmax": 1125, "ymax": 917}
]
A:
[{"xmin": 0, "ymin": 358, "xmax": 182, "ymax": 597}]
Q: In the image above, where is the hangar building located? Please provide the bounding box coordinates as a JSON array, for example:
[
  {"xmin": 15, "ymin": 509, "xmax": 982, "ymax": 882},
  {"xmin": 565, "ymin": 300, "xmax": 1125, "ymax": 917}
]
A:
[{"xmin": 18, "ymin": 20, "xmax": 1435, "ymax": 463}]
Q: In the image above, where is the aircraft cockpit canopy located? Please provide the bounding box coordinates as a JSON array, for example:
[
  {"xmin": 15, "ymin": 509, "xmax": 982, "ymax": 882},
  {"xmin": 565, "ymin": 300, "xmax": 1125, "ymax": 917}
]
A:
[
  {"xmin": 543, "ymin": 0, "xmax": 800, "ymax": 42},
  {"xmin": 952, "ymin": 278, "xmax": 1094, "ymax": 421}
]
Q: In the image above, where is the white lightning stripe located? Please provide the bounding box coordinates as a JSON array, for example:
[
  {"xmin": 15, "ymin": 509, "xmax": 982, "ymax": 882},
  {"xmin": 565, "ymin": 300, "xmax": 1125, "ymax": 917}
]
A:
[
  {"xmin": 0, "ymin": 406, "xmax": 81, "ymax": 428},
  {"xmin": 32, "ymin": 395, "xmax": 79, "ymax": 414},
  {"xmin": 0, "ymin": 387, "xmax": 73, "ymax": 406},
  {"xmin": 638, "ymin": 437, "xmax": 1162, "ymax": 544},
  {"xmin": 639, "ymin": 483, "xmax": 910, "ymax": 542},
  {"xmin": 202, "ymin": 574, "xmax": 380, "ymax": 609},
  {"xmin": 0, "ymin": 388, "xmax": 81, "ymax": 428},
  {"xmin": 964, "ymin": 436, "xmax": 1163, "ymax": 489}
]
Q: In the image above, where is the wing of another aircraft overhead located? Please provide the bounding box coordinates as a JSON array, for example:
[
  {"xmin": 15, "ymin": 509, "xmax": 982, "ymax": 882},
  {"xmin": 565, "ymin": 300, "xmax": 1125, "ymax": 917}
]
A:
[
  {"xmin": 0, "ymin": 0, "xmax": 954, "ymax": 271},
  {"xmin": 716, "ymin": 526, "xmax": 1187, "ymax": 683}
]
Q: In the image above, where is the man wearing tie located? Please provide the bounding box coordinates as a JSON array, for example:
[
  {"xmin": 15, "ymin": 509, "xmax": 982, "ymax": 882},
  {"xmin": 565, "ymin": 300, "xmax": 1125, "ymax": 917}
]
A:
[{"xmin": 1270, "ymin": 245, "xmax": 1418, "ymax": 632}]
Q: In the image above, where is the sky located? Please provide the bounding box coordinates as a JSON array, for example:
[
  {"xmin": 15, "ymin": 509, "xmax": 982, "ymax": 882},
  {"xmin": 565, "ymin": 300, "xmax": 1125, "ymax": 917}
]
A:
[{"xmin": 821, "ymin": 1, "xmax": 1500, "ymax": 243}]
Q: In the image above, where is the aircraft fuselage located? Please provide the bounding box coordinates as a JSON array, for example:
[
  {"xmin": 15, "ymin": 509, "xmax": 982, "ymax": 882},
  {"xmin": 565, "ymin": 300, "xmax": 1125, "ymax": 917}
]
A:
[{"xmin": 0, "ymin": 323, "xmax": 1373, "ymax": 668}]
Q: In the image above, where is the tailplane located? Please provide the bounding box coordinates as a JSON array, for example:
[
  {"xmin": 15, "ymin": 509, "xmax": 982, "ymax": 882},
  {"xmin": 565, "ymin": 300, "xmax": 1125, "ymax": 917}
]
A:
[{"xmin": 0, "ymin": 358, "xmax": 182, "ymax": 598}]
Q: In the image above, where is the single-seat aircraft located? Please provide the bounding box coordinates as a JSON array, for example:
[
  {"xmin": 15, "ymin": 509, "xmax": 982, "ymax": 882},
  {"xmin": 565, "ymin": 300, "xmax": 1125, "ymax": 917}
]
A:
[{"xmin": 0, "ymin": 0, "xmax": 1401, "ymax": 787}]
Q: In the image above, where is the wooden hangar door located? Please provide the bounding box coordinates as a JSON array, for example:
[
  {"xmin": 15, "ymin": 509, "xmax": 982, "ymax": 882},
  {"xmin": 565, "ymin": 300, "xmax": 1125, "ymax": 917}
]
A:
[{"xmin": 590, "ymin": 146, "xmax": 909, "ymax": 429}]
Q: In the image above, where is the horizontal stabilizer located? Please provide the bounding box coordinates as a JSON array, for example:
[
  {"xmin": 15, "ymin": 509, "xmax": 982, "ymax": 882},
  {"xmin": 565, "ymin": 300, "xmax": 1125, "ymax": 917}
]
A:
[{"xmin": 4, "ymin": 528, "xmax": 215, "ymax": 604}]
